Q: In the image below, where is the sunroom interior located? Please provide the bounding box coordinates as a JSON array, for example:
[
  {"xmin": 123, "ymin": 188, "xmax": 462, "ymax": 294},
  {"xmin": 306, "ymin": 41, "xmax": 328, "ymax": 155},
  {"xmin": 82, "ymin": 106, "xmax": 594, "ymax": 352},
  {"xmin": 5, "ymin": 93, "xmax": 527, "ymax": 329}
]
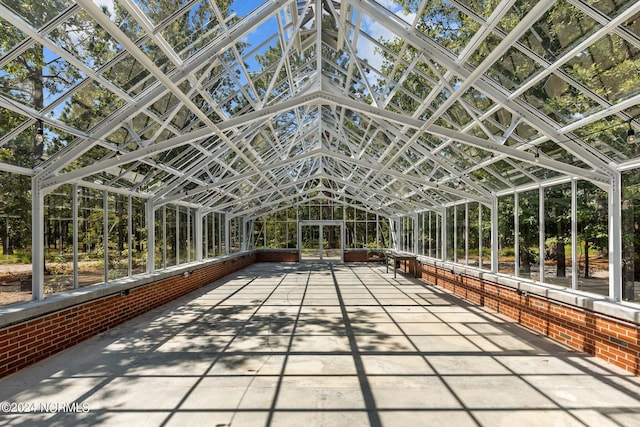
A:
[{"xmin": 1, "ymin": 0, "xmax": 640, "ymax": 367}]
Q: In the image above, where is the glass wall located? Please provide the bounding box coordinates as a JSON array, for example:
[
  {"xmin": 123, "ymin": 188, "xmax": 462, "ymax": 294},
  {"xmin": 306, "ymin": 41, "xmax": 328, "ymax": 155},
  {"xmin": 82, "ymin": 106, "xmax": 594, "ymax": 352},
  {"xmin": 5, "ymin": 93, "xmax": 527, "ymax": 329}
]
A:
[
  {"xmin": 253, "ymin": 208, "xmax": 297, "ymax": 249},
  {"xmin": 250, "ymin": 203, "xmax": 389, "ymax": 250},
  {"xmin": 345, "ymin": 206, "xmax": 387, "ymax": 249},
  {"xmin": 33, "ymin": 187, "xmax": 150, "ymax": 300},
  {"xmin": 8, "ymin": 170, "xmax": 640, "ymax": 308},
  {"xmin": 411, "ymin": 177, "xmax": 628, "ymax": 302}
]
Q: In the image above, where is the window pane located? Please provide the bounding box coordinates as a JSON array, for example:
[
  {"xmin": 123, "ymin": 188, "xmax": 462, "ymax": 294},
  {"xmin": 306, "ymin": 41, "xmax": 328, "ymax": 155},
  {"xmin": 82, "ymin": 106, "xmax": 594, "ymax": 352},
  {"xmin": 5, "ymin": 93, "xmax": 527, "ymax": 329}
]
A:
[
  {"xmin": 544, "ymin": 183, "xmax": 572, "ymax": 288},
  {"xmin": 577, "ymin": 181, "xmax": 609, "ymax": 296},
  {"xmin": 518, "ymin": 190, "xmax": 539, "ymax": 280},
  {"xmin": 498, "ymin": 195, "xmax": 515, "ymax": 275}
]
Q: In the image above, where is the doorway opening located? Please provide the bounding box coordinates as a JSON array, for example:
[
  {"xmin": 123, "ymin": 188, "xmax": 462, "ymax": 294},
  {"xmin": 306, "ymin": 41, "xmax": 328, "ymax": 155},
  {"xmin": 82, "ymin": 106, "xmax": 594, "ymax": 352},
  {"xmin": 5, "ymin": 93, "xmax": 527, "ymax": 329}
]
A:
[{"xmin": 299, "ymin": 221, "xmax": 343, "ymax": 262}]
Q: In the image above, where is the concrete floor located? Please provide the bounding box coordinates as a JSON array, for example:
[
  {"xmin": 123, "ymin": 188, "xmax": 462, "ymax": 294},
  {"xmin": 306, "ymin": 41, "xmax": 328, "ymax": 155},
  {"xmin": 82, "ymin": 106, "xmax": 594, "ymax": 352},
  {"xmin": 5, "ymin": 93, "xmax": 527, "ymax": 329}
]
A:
[{"xmin": 1, "ymin": 262, "xmax": 640, "ymax": 427}]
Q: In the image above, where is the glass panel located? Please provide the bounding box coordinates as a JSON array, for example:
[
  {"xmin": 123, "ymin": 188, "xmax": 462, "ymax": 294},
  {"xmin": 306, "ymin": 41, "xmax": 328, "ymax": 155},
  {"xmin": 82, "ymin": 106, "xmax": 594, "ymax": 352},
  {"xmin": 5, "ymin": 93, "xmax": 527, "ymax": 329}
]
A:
[
  {"xmin": 0, "ymin": 170, "xmax": 32, "ymax": 305},
  {"xmin": 178, "ymin": 206, "xmax": 188, "ymax": 264},
  {"xmin": 544, "ymin": 183, "xmax": 572, "ymax": 288},
  {"xmin": 468, "ymin": 203, "xmax": 479, "ymax": 268},
  {"xmin": 108, "ymin": 194, "xmax": 128, "ymax": 281},
  {"xmin": 166, "ymin": 206, "xmax": 177, "ymax": 267},
  {"xmin": 44, "ymin": 185, "xmax": 73, "ymax": 295},
  {"xmin": 446, "ymin": 206, "xmax": 455, "ymax": 262},
  {"xmin": 154, "ymin": 208, "xmax": 164, "ymax": 270},
  {"xmin": 355, "ymin": 222, "xmax": 366, "ymax": 249},
  {"xmin": 456, "ymin": 205, "xmax": 466, "ymax": 263},
  {"xmin": 622, "ymin": 169, "xmax": 640, "ymax": 304},
  {"xmin": 378, "ymin": 220, "xmax": 390, "ymax": 250},
  {"xmin": 301, "ymin": 225, "xmax": 320, "ymax": 261},
  {"xmin": 77, "ymin": 188, "xmax": 104, "ymax": 288},
  {"xmin": 577, "ymin": 181, "xmax": 609, "ymax": 296},
  {"xmin": 430, "ymin": 212, "xmax": 440, "ymax": 258},
  {"xmin": 255, "ymin": 217, "xmax": 266, "ymax": 249},
  {"xmin": 218, "ymin": 213, "xmax": 226, "ymax": 255},
  {"xmin": 229, "ymin": 217, "xmax": 241, "ymax": 253},
  {"xmin": 498, "ymin": 195, "xmax": 515, "ymax": 275},
  {"xmin": 131, "ymin": 197, "xmax": 146, "ymax": 275},
  {"xmin": 3, "ymin": 0, "xmax": 73, "ymax": 29},
  {"xmin": 287, "ymin": 222, "xmax": 297, "ymax": 249},
  {"xmin": 518, "ymin": 190, "xmax": 540, "ymax": 280},
  {"xmin": 189, "ymin": 208, "xmax": 196, "ymax": 261},
  {"xmin": 480, "ymin": 205, "xmax": 491, "ymax": 270},
  {"xmin": 323, "ymin": 225, "xmax": 341, "ymax": 260}
]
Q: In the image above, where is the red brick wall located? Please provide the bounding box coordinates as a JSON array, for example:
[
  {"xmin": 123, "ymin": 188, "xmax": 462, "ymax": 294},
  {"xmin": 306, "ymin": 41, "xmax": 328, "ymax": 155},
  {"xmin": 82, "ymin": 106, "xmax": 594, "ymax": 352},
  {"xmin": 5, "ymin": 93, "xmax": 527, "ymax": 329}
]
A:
[
  {"xmin": 256, "ymin": 250, "xmax": 299, "ymax": 262},
  {"xmin": 0, "ymin": 254, "xmax": 255, "ymax": 379},
  {"xmin": 344, "ymin": 250, "xmax": 388, "ymax": 263},
  {"xmin": 415, "ymin": 262, "xmax": 640, "ymax": 375},
  {"xmin": 344, "ymin": 251, "xmax": 368, "ymax": 262}
]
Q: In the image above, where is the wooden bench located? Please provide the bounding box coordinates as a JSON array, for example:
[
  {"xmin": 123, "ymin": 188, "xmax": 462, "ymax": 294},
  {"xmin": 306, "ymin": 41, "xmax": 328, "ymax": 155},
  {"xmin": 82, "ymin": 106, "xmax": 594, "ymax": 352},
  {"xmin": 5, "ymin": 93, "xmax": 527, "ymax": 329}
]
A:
[
  {"xmin": 367, "ymin": 251, "xmax": 386, "ymax": 264},
  {"xmin": 385, "ymin": 252, "xmax": 418, "ymax": 278}
]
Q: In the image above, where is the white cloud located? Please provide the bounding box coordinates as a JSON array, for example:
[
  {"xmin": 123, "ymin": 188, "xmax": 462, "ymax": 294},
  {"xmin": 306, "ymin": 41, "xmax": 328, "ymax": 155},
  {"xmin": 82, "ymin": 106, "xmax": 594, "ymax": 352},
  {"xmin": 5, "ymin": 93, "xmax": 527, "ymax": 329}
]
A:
[
  {"xmin": 93, "ymin": 0, "xmax": 116, "ymax": 20},
  {"xmin": 356, "ymin": 2, "xmax": 416, "ymax": 75}
]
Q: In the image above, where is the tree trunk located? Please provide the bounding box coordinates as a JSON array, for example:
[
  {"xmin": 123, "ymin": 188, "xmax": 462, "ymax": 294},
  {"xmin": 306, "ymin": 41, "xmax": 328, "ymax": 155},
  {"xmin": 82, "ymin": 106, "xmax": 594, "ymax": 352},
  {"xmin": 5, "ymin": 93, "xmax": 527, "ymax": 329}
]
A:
[
  {"xmin": 557, "ymin": 240, "xmax": 566, "ymax": 277},
  {"xmin": 584, "ymin": 240, "xmax": 590, "ymax": 278}
]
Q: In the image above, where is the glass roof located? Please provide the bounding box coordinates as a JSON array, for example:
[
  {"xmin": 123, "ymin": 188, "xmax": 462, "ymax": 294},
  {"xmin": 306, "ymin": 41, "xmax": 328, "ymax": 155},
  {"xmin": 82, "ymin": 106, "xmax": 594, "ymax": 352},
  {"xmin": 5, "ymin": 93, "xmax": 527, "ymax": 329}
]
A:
[{"xmin": 1, "ymin": 0, "xmax": 639, "ymax": 219}]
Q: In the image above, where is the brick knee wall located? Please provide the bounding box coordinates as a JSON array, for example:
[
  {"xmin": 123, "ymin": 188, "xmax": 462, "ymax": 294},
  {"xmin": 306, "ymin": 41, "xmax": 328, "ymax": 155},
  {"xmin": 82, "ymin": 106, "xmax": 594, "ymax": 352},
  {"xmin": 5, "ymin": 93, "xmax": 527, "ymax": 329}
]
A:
[
  {"xmin": 0, "ymin": 254, "xmax": 256, "ymax": 379},
  {"xmin": 256, "ymin": 250, "xmax": 299, "ymax": 262},
  {"xmin": 344, "ymin": 251, "xmax": 368, "ymax": 262},
  {"xmin": 411, "ymin": 262, "xmax": 640, "ymax": 375}
]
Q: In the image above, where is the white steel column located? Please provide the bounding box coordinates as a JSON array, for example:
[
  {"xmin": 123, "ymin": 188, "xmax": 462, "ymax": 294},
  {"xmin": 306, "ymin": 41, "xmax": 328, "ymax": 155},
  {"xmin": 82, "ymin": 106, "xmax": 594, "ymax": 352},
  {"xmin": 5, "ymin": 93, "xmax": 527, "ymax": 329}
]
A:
[
  {"xmin": 465, "ymin": 203, "xmax": 469, "ymax": 265},
  {"xmin": 491, "ymin": 196, "xmax": 499, "ymax": 273},
  {"xmin": 242, "ymin": 217, "xmax": 247, "ymax": 251},
  {"xmin": 453, "ymin": 206, "xmax": 457, "ymax": 262},
  {"xmin": 225, "ymin": 217, "xmax": 230, "ymax": 255},
  {"xmin": 203, "ymin": 211, "xmax": 208, "ymax": 258},
  {"xmin": 176, "ymin": 205, "xmax": 180, "ymax": 263},
  {"xmin": 514, "ymin": 192, "xmax": 520, "ymax": 277},
  {"xmin": 31, "ymin": 177, "xmax": 45, "ymax": 300},
  {"xmin": 195, "ymin": 208, "xmax": 203, "ymax": 262},
  {"xmin": 436, "ymin": 213, "xmax": 440, "ymax": 259},
  {"xmin": 413, "ymin": 213, "xmax": 419, "ymax": 254},
  {"xmin": 441, "ymin": 211, "xmax": 447, "ymax": 261},
  {"xmin": 103, "ymin": 191, "xmax": 108, "ymax": 282},
  {"xmin": 146, "ymin": 199, "xmax": 155, "ymax": 273},
  {"xmin": 539, "ymin": 187, "xmax": 545, "ymax": 283},
  {"xmin": 72, "ymin": 184, "xmax": 79, "ymax": 289},
  {"xmin": 187, "ymin": 207, "xmax": 191, "ymax": 263},
  {"xmin": 609, "ymin": 172, "xmax": 622, "ymax": 301},
  {"xmin": 162, "ymin": 205, "xmax": 167, "ymax": 269},
  {"xmin": 572, "ymin": 179, "xmax": 578, "ymax": 290},
  {"xmin": 127, "ymin": 195, "xmax": 132, "ymax": 277},
  {"xmin": 478, "ymin": 204, "xmax": 483, "ymax": 269},
  {"xmin": 428, "ymin": 212, "xmax": 432, "ymax": 256}
]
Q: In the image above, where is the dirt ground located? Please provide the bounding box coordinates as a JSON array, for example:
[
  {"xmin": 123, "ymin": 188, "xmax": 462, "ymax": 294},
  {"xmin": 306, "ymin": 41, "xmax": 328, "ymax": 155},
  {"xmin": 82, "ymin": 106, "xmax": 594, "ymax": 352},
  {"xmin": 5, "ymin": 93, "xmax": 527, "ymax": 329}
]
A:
[{"xmin": 0, "ymin": 263, "xmax": 107, "ymax": 306}]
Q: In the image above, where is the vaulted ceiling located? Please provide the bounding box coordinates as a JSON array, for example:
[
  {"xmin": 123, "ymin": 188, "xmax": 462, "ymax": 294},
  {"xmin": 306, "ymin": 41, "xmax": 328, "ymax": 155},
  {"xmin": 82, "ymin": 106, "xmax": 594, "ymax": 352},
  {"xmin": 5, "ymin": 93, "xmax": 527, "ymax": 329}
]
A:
[{"xmin": 1, "ymin": 0, "xmax": 640, "ymax": 219}]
